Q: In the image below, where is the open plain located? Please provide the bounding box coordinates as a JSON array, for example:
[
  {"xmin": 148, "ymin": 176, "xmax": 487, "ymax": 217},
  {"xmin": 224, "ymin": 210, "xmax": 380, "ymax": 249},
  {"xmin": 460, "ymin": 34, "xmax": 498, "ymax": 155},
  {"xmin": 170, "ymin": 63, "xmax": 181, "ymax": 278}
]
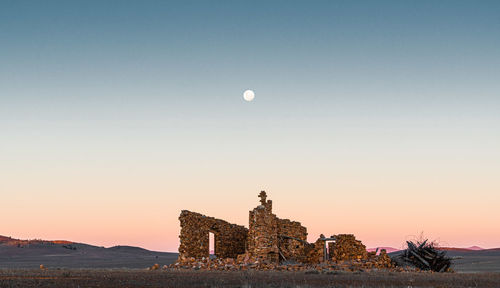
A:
[
  {"xmin": 2, "ymin": 239, "xmax": 500, "ymax": 287},
  {"xmin": 1, "ymin": 269, "xmax": 500, "ymax": 288}
]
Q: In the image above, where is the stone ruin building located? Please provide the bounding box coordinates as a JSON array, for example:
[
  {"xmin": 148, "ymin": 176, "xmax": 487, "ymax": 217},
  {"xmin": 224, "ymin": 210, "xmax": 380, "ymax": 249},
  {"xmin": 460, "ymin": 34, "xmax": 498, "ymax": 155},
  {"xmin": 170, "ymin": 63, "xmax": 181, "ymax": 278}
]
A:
[{"xmin": 177, "ymin": 191, "xmax": 371, "ymax": 265}]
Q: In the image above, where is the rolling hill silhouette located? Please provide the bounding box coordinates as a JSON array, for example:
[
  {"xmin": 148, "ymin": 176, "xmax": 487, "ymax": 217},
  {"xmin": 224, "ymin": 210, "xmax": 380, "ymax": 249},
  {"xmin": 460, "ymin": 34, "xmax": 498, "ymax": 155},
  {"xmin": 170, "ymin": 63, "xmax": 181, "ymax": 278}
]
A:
[
  {"xmin": 0, "ymin": 235, "xmax": 177, "ymax": 269},
  {"xmin": 2, "ymin": 235, "xmax": 499, "ymax": 271}
]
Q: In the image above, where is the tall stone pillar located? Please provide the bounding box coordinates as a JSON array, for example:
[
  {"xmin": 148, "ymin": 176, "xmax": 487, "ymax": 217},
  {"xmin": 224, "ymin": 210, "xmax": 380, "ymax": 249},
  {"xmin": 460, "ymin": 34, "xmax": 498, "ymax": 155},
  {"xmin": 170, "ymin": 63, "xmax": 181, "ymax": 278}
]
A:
[{"xmin": 247, "ymin": 191, "xmax": 279, "ymax": 263}]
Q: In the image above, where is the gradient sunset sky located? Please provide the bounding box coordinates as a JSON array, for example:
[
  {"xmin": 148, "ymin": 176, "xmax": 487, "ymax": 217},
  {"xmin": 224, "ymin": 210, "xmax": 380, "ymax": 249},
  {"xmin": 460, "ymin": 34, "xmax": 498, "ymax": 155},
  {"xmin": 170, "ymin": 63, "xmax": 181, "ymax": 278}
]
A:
[{"xmin": 1, "ymin": 0, "xmax": 499, "ymax": 252}]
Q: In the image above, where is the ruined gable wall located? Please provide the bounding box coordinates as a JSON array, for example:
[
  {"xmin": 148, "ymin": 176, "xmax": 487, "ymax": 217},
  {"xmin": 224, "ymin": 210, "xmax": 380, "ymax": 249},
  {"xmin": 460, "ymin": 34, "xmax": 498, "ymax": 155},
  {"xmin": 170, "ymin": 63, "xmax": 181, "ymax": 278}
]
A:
[
  {"xmin": 178, "ymin": 210, "xmax": 248, "ymax": 260},
  {"xmin": 276, "ymin": 218, "xmax": 308, "ymax": 261},
  {"xmin": 213, "ymin": 220, "xmax": 248, "ymax": 258}
]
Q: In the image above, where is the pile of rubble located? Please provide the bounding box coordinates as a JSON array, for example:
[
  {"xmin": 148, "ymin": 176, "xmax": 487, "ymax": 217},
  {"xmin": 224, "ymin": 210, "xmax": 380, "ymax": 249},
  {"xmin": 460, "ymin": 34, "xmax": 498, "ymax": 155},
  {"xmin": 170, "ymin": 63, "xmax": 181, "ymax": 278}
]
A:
[
  {"xmin": 170, "ymin": 237, "xmax": 395, "ymax": 273},
  {"xmin": 168, "ymin": 251, "xmax": 396, "ymax": 272}
]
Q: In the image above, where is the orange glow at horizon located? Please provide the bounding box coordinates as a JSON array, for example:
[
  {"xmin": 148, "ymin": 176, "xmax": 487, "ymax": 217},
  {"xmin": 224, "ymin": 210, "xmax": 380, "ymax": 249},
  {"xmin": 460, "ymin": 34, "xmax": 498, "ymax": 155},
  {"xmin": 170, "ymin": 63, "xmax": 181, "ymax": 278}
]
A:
[{"xmin": 2, "ymin": 179, "xmax": 499, "ymax": 252}]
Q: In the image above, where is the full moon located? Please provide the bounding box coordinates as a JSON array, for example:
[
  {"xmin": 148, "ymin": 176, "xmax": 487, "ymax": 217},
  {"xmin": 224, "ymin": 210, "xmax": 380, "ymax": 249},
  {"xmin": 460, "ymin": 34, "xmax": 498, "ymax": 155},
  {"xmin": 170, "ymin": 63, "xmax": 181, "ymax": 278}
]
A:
[{"xmin": 243, "ymin": 90, "xmax": 255, "ymax": 102}]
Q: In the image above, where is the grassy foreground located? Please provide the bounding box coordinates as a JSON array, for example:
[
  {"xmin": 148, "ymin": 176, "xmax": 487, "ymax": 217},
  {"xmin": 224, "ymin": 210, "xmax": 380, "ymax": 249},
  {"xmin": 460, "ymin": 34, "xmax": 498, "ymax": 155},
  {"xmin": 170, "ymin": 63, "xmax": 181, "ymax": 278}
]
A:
[{"xmin": 1, "ymin": 269, "xmax": 500, "ymax": 288}]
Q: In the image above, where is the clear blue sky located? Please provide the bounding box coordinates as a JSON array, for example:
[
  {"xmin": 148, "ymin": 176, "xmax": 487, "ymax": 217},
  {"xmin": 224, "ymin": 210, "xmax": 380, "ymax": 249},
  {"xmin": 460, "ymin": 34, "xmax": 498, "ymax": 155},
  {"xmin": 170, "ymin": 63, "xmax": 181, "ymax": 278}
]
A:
[{"xmin": 1, "ymin": 0, "xmax": 499, "ymax": 251}]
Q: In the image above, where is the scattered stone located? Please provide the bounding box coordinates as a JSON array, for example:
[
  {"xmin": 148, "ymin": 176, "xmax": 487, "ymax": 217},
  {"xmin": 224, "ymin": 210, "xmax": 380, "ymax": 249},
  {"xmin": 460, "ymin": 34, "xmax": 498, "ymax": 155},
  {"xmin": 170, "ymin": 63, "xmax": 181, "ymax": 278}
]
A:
[{"xmin": 149, "ymin": 263, "xmax": 160, "ymax": 270}]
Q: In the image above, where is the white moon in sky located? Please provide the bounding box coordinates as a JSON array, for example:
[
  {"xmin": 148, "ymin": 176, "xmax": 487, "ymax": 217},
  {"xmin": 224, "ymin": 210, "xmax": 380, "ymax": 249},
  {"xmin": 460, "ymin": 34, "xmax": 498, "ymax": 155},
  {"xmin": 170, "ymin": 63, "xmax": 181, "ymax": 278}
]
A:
[{"xmin": 243, "ymin": 90, "xmax": 255, "ymax": 102}]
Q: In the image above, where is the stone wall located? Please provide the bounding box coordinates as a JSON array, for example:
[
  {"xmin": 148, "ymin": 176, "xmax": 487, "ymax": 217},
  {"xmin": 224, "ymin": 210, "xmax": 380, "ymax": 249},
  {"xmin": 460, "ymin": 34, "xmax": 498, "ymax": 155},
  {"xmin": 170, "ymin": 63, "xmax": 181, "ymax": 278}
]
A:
[
  {"xmin": 304, "ymin": 238, "xmax": 326, "ymax": 264},
  {"xmin": 178, "ymin": 210, "xmax": 248, "ymax": 260},
  {"xmin": 328, "ymin": 234, "xmax": 368, "ymax": 261},
  {"xmin": 303, "ymin": 234, "xmax": 369, "ymax": 264},
  {"xmin": 277, "ymin": 218, "xmax": 308, "ymax": 262},
  {"xmin": 246, "ymin": 191, "xmax": 279, "ymax": 262}
]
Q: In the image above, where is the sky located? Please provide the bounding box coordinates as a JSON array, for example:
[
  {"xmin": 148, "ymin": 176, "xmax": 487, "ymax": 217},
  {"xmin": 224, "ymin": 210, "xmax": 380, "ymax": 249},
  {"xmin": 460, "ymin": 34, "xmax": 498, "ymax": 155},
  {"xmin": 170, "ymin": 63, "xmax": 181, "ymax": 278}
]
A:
[{"xmin": 1, "ymin": 0, "xmax": 499, "ymax": 252}]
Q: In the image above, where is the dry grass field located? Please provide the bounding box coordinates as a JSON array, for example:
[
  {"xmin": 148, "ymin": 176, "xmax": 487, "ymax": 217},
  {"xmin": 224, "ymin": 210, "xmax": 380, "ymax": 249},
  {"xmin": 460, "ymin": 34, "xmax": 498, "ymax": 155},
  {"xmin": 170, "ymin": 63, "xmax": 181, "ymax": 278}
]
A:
[
  {"xmin": 2, "ymin": 239, "xmax": 500, "ymax": 287},
  {"xmin": 1, "ymin": 269, "xmax": 500, "ymax": 288}
]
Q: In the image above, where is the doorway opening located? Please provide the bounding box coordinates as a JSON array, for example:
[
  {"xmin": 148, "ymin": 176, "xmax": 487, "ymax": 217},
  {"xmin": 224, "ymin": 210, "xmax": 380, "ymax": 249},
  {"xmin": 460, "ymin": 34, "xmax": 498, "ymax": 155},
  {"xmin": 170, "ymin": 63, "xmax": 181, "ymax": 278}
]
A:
[
  {"xmin": 324, "ymin": 240, "xmax": 336, "ymax": 261},
  {"xmin": 209, "ymin": 232, "xmax": 215, "ymax": 259}
]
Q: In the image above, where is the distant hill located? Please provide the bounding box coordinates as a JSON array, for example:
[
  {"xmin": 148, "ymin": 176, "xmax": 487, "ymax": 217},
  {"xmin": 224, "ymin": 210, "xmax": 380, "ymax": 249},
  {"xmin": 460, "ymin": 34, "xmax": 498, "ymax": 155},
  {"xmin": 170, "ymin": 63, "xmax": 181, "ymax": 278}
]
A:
[
  {"xmin": 367, "ymin": 245, "xmax": 489, "ymax": 253},
  {"xmin": 0, "ymin": 235, "xmax": 72, "ymax": 246},
  {"xmin": 0, "ymin": 235, "xmax": 177, "ymax": 269},
  {"xmin": 3, "ymin": 234, "xmax": 499, "ymax": 272},
  {"xmin": 439, "ymin": 246, "xmax": 485, "ymax": 252},
  {"xmin": 367, "ymin": 247, "xmax": 400, "ymax": 253},
  {"xmin": 0, "ymin": 235, "xmax": 12, "ymax": 242},
  {"xmin": 466, "ymin": 246, "xmax": 484, "ymax": 250}
]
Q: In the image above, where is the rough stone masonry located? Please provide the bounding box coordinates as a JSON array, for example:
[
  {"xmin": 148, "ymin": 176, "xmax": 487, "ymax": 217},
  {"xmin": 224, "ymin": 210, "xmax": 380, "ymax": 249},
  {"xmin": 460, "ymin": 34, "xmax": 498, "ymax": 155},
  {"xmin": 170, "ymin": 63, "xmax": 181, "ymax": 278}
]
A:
[{"xmin": 177, "ymin": 191, "xmax": 369, "ymax": 264}]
